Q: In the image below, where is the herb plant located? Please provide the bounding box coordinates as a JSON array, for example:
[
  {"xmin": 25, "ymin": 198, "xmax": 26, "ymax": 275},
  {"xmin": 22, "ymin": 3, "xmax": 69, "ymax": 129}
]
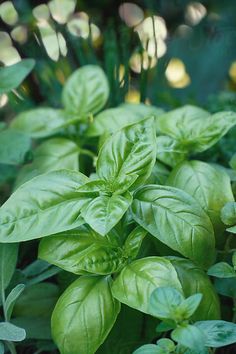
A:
[{"xmin": 1, "ymin": 64, "xmax": 236, "ymax": 353}]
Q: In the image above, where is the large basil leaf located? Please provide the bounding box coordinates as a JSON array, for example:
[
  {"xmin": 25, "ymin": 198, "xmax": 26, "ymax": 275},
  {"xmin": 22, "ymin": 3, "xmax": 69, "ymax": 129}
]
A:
[
  {"xmin": 97, "ymin": 118, "xmax": 156, "ymax": 193},
  {"xmin": 87, "ymin": 103, "xmax": 163, "ymax": 136},
  {"xmin": 156, "ymin": 136, "xmax": 188, "ymax": 168},
  {"xmin": 0, "ymin": 243, "xmax": 18, "ymax": 293},
  {"xmin": 221, "ymin": 201, "xmax": 236, "ymax": 233},
  {"xmin": 15, "ymin": 138, "xmax": 79, "ymax": 187},
  {"xmin": 62, "ymin": 65, "xmax": 109, "ymax": 116},
  {"xmin": 0, "ymin": 59, "xmax": 35, "ymax": 94},
  {"xmin": 0, "ymin": 170, "xmax": 89, "ymax": 242},
  {"xmin": 52, "ymin": 275, "xmax": 120, "ymax": 354},
  {"xmin": 168, "ymin": 257, "xmax": 220, "ymax": 321},
  {"xmin": 132, "ymin": 185, "xmax": 215, "ymax": 269},
  {"xmin": 81, "ymin": 192, "xmax": 132, "ymax": 235},
  {"xmin": 0, "ymin": 129, "xmax": 31, "ymax": 165},
  {"xmin": 111, "ymin": 256, "xmax": 182, "ymax": 314},
  {"xmin": 167, "ymin": 160, "xmax": 234, "ymax": 243},
  {"xmin": 195, "ymin": 320, "xmax": 236, "ymax": 348},
  {"xmin": 156, "ymin": 105, "xmax": 236, "ymax": 153},
  {"xmin": 39, "ymin": 225, "xmax": 126, "ymax": 275},
  {"xmin": 10, "ymin": 108, "xmax": 80, "ymax": 138}
]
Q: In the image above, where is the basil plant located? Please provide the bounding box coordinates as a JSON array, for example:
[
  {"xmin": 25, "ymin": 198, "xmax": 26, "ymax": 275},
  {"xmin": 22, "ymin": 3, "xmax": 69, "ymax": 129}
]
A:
[{"xmin": 1, "ymin": 64, "xmax": 236, "ymax": 354}]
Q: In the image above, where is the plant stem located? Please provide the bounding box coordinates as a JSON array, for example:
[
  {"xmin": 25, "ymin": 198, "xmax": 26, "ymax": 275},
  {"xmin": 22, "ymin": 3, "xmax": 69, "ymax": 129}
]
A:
[{"xmin": 6, "ymin": 342, "xmax": 16, "ymax": 354}]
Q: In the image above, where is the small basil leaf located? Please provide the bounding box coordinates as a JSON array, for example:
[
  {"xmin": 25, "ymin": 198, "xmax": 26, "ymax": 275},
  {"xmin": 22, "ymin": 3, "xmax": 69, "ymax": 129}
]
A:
[
  {"xmin": 133, "ymin": 344, "xmax": 162, "ymax": 354},
  {"xmin": 156, "ymin": 338, "xmax": 176, "ymax": 351},
  {"xmin": 15, "ymin": 138, "xmax": 79, "ymax": 187},
  {"xmin": 168, "ymin": 257, "xmax": 220, "ymax": 321},
  {"xmin": 62, "ymin": 65, "xmax": 109, "ymax": 116},
  {"xmin": 10, "ymin": 108, "xmax": 80, "ymax": 138},
  {"xmin": 207, "ymin": 262, "xmax": 236, "ymax": 278},
  {"xmin": 97, "ymin": 118, "xmax": 156, "ymax": 193},
  {"xmin": 195, "ymin": 320, "xmax": 236, "ymax": 348},
  {"xmin": 5, "ymin": 284, "xmax": 25, "ymax": 321},
  {"xmin": 0, "ymin": 243, "xmax": 19, "ymax": 293},
  {"xmin": 177, "ymin": 294, "xmax": 203, "ymax": 319},
  {"xmin": 149, "ymin": 287, "xmax": 184, "ymax": 320},
  {"xmin": 52, "ymin": 275, "xmax": 120, "ymax": 354},
  {"xmin": 123, "ymin": 226, "xmax": 147, "ymax": 259},
  {"xmin": 0, "ymin": 129, "xmax": 31, "ymax": 165},
  {"xmin": 39, "ymin": 225, "xmax": 127, "ymax": 275},
  {"xmin": 0, "ymin": 170, "xmax": 89, "ymax": 242},
  {"xmin": 81, "ymin": 192, "xmax": 132, "ymax": 236},
  {"xmin": 156, "ymin": 136, "xmax": 188, "ymax": 168},
  {"xmin": 0, "ymin": 59, "xmax": 35, "ymax": 94},
  {"xmin": 111, "ymin": 257, "xmax": 182, "ymax": 314},
  {"xmin": 171, "ymin": 324, "xmax": 206, "ymax": 353},
  {"xmin": 132, "ymin": 185, "xmax": 215, "ymax": 269},
  {"xmin": 167, "ymin": 160, "xmax": 234, "ymax": 244},
  {"xmin": 0, "ymin": 322, "xmax": 26, "ymax": 342}
]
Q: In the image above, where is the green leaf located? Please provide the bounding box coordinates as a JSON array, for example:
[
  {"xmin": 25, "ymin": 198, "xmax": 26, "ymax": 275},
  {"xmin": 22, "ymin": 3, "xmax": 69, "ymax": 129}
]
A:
[
  {"xmin": 22, "ymin": 259, "xmax": 60, "ymax": 285},
  {"xmin": 195, "ymin": 320, "xmax": 236, "ymax": 348},
  {"xmin": 132, "ymin": 185, "xmax": 215, "ymax": 269},
  {"xmin": 0, "ymin": 322, "xmax": 26, "ymax": 342},
  {"xmin": 207, "ymin": 262, "xmax": 236, "ymax": 278},
  {"xmin": 177, "ymin": 294, "xmax": 203, "ymax": 319},
  {"xmin": 15, "ymin": 138, "xmax": 79, "ymax": 187},
  {"xmin": 62, "ymin": 65, "xmax": 109, "ymax": 116},
  {"xmin": 156, "ymin": 338, "xmax": 176, "ymax": 352},
  {"xmin": 156, "ymin": 105, "xmax": 236, "ymax": 153},
  {"xmin": 149, "ymin": 287, "xmax": 184, "ymax": 320},
  {"xmin": 171, "ymin": 324, "xmax": 206, "ymax": 353},
  {"xmin": 10, "ymin": 108, "xmax": 81, "ymax": 138},
  {"xmin": 0, "ymin": 129, "xmax": 31, "ymax": 165},
  {"xmin": 0, "ymin": 342, "xmax": 4, "ymax": 354},
  {"xmin": 0, "ymin": 170, "xmax": 89, "ymax": 242},
  {"xmin": 11, "ymin": 317, "xmax": 51, "ymax": 340},
  {"xmin": 156, "ymin": 136, "xmax": 188, "ymax": 168},
  {"xmin": 13, "ymin": 283, "xmax": 59, "ymax": 318},
  {"xmin": 0, "ymin": 59, "xmax": 35, "ymax": 94},
  {"xmin": 0, "ymin": 243, "xmax": 18, "ymax": 293},
  {"xmin": 133, "ymin": 344, "xmax": 161, "ymax": 354},
  {"xmin": 39, "ymin": 225, "xmax": 127, "ymax": 275},
  {"xmin": 81, "ymin": 192, "xmax": 132, "ymax": 235},
  {"xmin": 123, "ymin": 226, "xmax": 147, "ymax": 259},
  {"xmin": 52, "ymin": 275, "xmax": 120, "ymax": 354},
  {"xmin": 221, "ymin": 201, "xmax": 236, "ymax": 233},
  {"xmin": 87, "ymin": 103, "xmax": 163, "ymax": 136},
  {"xmin": 111, "ymin": 257, "xmax": 182, "ymax": 314},
  {"xmin": 167, "ymin": 160, "xmax": 234, "ymax": 243},
  {"xmin": 146, "ymin": 161, "xmax": 170, "ymax": 185},
  {"xmin": 168, "ymin": 257, "xmax": 220, "ymax": 321},
  {"xmin": 97, "ymin": 118, "xmax": 156, "ymax": 193},
  {"xmin": 5, "ymin": 284, "xmax": 25, "ymax": 321},
  {"xmin": 233, "ymin": 252, "xmax": 236, "ymax": 270}
]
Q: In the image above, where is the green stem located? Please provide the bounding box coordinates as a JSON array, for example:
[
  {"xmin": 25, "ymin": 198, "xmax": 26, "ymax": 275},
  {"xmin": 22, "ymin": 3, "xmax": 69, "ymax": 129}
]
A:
[{"xmin": 6, "ymin": 342, "xmax": 16, "ymax": 354}]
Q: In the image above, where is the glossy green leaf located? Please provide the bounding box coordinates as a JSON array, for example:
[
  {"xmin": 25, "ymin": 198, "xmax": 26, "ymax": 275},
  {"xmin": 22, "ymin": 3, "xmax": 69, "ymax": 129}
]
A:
[
  {"xmin": 156, "ymin": 136, "xmax": 188, "ymax": 168},
  {"xmin": 0, "ymin": 322, "xmax": 26, "ymax": 342},
  {"xmin": 13, "ymin": 283, "xmax": 59, "ymax": 318},
  {"xmin": 149, "ymin": 287, "xmax": 184, "ymax": 320},
  {"xmin": 81, "ymin": 192, "xmax": 132, "ymax": 235},
  {"xmin": 87, "ymin": 103, "xmax": 163, "ymax": 136},
  {"xmin": 207, "ymin": 262, "xmax": 236, "ymax": 278},
  {"xmin": 0, "ymin": 243, "xmax": 18, "ymax": 293},
  {"xmin": 123, "ymin": 226, "xmax": 147, "ymax": 259},
  {"xmin": 112, "ymin": 256, "xmax": 182, "ymax": 314},
  {"xmin": 156, "ymin": 105, "xmax": 236, "ymax": 153},
  {"xmin": 5, "ymin": 284, "xmax": 25, "ymax": 321},
  {"xmin": 39, "ymin": 225, "xmax": 127, "ymax": 275},
  {"xmin": 195, "ymin": 320, "xmax": 236, "ymax": 348},
  {"xmin": 15, "ymin": 138, "xmax": 79, "ymax": 187},
  {"xmin": 133, "ymin": 344, "xmax": 161, "ymax": 354},
  {"xmin": 0, "ymin": 59, "xmax": 35, "ymax": 94},
  {"xmin": 168, "ymin": 257, "xmax": 220, "ymax": 321},
  {"xmin": 0, "ymin": 170, "xmax": 89, "ymax": 242},
  {"xmin": 10, "ymin": 108, "xmax": 81, "ymax": 138},
  {"xmin": 167, "ymin": 160, "xmax": 234, "ymax": 242},
  {"xmin": 97, "ymin": 118, "xmax": 156, "ymax": 193},
  {"xmin": 132, "ymin": 185, "xmax": 215, "ymax": 268},
  {"xmin": 52, "ymin": 275, "xmax": 120, "ymax": 354},
  {"xmin": 171, "ymin": 324, "xmax": 206, "ymax": 352},
  {"xmin": 62, "ymin": 65, "xmax": 109, "ymax": 116},
  {"xmin": 0, "ymin": 129, "xmax": 31, "ymax": 165}
]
